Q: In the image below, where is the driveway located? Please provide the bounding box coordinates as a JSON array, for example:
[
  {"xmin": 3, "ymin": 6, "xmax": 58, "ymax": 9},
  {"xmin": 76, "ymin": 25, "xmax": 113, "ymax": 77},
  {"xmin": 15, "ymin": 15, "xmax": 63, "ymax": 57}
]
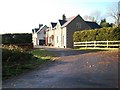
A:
[{"xmin": 2, "ymin": 47, "xmax": 119, "ymax": 88}]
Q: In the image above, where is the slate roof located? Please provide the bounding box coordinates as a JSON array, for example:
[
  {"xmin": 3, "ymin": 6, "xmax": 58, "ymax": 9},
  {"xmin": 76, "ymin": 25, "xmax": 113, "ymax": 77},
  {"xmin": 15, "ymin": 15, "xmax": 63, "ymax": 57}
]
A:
[
  {"xmin": 85, "ymin": 21, "xmax": 101, "ymax": 29},
  {"xmin": 34, "ymin": 28, "xmax": 39, "ymax": 32},
  {"xmin": 37, "ymin": 25, "xmax": 48, "ymax": 33},
  {"xmin": 50, "ymin": 15, "xmax": 101, "ymax": 30},
  {"xmin": 59, "ymin": 20, "xmax": 67, "ymax": 26},
  {"xmin": 51, "ymin": 22, "xmax": 57, "ymax": 28},
  {"xmin": 62, "ymin": 16, "xmax": 76, "ymax": 27}
]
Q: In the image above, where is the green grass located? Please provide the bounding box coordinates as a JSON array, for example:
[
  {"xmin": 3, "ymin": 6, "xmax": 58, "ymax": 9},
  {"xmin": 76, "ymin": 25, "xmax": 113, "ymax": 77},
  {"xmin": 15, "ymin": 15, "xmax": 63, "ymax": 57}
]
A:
[
  {"xmin": 74, "ymin": 47, "xmax": 107, "ymax": 51},
  {"xmin": 30, "ymin": 49, "xmax": 56, "ymax": 60},
  {"xmin": 74, "ymin": 47, "xmax": 119, "ymax": 51},
  {"xmin": 2, "ymin": 48, "xmax": 56, "ymax": 80}
]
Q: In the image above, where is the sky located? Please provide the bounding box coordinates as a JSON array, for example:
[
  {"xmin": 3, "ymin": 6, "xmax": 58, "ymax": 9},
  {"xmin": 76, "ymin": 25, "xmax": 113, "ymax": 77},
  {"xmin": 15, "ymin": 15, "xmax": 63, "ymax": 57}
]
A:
[{"xmin": 0, "ymin": 0, "xmax": 119, "ymax": 34}]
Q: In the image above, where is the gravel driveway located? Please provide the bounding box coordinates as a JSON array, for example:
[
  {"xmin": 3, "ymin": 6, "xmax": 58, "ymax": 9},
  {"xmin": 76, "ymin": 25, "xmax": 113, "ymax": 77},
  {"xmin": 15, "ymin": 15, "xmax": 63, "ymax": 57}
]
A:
[{"xmin": 2, "ymin": 47, "xmax": 119, "ymax": 88}]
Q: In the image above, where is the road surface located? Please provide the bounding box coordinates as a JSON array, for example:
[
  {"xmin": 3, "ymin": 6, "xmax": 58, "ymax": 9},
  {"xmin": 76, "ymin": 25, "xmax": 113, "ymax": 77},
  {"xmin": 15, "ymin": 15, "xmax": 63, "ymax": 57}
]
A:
[{"xmin": 2, "ymin": 48, "xmax": 119, "ymax": 88}]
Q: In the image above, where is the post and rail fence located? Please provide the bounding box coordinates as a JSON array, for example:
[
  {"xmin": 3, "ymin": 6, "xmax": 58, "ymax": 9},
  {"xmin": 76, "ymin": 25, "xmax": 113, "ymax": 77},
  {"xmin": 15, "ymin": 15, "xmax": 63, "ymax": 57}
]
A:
[{"xmin": 74, "ymin": 40, "xmax": 120, "ymax": 48}]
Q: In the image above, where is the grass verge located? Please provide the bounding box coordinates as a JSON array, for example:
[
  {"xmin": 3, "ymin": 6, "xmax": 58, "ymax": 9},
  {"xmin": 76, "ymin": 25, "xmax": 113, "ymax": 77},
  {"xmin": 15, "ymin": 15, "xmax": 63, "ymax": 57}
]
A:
[
  {"xmin": 74, "ymin": 47, "xmax": 119, "ymax": 51},
  {"xmin": 2, "ymin": 48, "xmax": 56, "ymax": 80}
]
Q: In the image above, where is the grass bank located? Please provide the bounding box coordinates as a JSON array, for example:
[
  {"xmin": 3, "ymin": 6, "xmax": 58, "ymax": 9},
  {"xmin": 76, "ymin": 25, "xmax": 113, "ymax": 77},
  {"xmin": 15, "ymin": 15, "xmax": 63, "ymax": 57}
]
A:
[{"xmin": 2, "ymin": 48, "xmax": 56, "ymax": 80}]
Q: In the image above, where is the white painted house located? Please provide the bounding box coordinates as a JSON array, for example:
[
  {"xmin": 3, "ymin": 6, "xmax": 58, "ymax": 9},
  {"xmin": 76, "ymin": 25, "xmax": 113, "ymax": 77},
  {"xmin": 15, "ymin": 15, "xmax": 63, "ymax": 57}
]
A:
[
  {"xmin": 32, "ymin": 24, "xmax": 48, "ymax": 46},
  {"xmin": 46, "ymin": 14, "xmax": 101, "ymax": 48}
]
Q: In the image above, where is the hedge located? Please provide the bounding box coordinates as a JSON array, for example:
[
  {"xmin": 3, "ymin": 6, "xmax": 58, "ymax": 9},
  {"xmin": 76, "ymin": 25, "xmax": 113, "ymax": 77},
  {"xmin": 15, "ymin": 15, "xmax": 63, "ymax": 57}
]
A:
[
  {"xmin": 73, "ymin": 27, "xmax": 120, "ymax": 42},
  {"xmin": 2, "ymin": 33, "xmax": 32, "ymax": 44}
]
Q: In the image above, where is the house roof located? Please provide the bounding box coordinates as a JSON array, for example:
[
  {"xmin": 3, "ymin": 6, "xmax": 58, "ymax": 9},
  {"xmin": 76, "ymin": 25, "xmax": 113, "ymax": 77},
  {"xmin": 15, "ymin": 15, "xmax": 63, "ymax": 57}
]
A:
[
  {"xmin": 51, "ymin": 22, "xmax": 57, "ymax": 28},
  {"xmin": 37, "ymin": 25, "xmax": 48, "ymax": 33},
  {"xmin": 59, "ymin": 20, "xmax": 67, "ymax": 26},
  {"xmin": 62, "ymin": 16, "xmax": 76, "ymax": 27},
  {"xmin": 34, "ymin": 28, "xmax": 39, "ymax": 32},
  {"xmin": 49, "ymin": 15, "xmax": 101, "ymax": 30},
  {"xmin": 85, "ymin": 21, "xmax": 101, "ymax": 29}
]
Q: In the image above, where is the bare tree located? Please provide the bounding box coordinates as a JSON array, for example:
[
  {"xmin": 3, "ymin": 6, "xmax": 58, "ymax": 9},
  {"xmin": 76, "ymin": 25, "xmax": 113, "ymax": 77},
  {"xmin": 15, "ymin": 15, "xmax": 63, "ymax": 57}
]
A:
[
  {"xmin": 90, "ymin": 11, "xmax": 102, "ymax": 23},
  {"xmin": 83, "ymin": 15, "xmax": 93, "ymax": 21},
  {"xmin": 118, "ymin": 1, "xmax": 120, "ymax": 26},
  {"xmin": 107, "ymin": 2, "xmax": 119, "ymax": 27},
  {"xmin": 84, "ymin": 11, "xmax": 102, "ymax": 24}
]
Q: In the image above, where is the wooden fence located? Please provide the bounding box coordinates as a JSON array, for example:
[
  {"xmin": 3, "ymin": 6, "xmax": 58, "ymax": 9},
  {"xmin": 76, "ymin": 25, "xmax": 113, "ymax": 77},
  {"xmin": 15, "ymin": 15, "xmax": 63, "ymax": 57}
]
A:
[{"xmin": 74, "ymin": 40, "xmax": 120, "ymax": 48}]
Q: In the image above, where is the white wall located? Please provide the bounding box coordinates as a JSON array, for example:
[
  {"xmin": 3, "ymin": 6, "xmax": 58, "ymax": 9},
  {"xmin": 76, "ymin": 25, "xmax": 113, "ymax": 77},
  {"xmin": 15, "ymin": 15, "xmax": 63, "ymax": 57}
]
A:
[
  {"xmin": 32, "ymin": 33, "xmax": 38, "ymax": 45},
  {"xmin": 61, "ymin": 27, "xmax": 67, "ymax": 48},
  {"xmin": 46, "ymin": 23, "xmax": 67, "ymax": 48},
  {"xmin": 54, "ymin": 23, "xmax": 67, "ymax": 48},
  {"xmin": 47, "ymin": 27, "xmax": 54, "ymax": 44}
]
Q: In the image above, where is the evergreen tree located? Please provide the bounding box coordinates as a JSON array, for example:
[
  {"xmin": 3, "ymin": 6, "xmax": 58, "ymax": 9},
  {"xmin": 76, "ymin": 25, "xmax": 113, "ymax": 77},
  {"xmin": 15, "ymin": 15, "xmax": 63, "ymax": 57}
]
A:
[{"xmin": 100, "ymin": 19, "xmax": 113, "ymax": 27}]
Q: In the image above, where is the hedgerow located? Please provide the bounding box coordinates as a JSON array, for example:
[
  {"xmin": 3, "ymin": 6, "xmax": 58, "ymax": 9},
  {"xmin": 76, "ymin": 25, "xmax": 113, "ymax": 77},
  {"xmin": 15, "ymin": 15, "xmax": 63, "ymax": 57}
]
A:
[
  {"xmin": 2, "ymin": 33, "xmax": 33, "ymax": 50},
  {"xmin": 2, "ymin": 33, "xmax": 32, "ymax": 44},
  {"xmin": 73, "ymin": 27, "xmax": 120, "ymax": 42}
]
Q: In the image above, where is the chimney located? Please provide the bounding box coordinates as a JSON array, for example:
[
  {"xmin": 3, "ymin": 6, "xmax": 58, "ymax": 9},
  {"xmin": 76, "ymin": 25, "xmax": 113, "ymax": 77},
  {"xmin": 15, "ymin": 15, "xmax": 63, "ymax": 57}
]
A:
[
  {"xmin": 39, "ymin": 24, "xmax": 43, "ymax": 29},
  {"xmin": 62, "ymin": 14, "xmax": 66, "ymax": 21}
]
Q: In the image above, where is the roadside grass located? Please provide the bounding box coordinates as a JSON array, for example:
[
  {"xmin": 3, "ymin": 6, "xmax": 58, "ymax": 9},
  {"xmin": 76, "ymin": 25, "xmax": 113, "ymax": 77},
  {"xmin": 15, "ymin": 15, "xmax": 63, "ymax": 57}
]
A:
[
  {"xmin": 2, "ymin": 48, "xmax": 56, "ymax": 80},
  {"xmin": 74, "ymin": 47, "xmax": 107, "ymax": 51},
  {"xmin": 74, "ymin": 47, "xmax": 119, "ymax": 52},
  {"xmin": 30, "ymin": 49, "xmax": 56, "ymax": 60}
]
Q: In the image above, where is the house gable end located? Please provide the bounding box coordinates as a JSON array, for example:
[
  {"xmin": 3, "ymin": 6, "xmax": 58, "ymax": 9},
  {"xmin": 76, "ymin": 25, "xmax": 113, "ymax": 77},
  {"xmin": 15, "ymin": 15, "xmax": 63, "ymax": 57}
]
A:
[{"xmin": 66, "ymin": 15, "xmax": 91, "ymax": 30}]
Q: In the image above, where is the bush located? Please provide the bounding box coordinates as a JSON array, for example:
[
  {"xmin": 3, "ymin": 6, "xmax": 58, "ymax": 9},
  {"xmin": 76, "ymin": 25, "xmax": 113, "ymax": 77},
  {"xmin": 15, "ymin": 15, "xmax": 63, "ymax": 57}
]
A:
[
  {"xmin": 2, "ymin": 48, "xmax": 34, "ymax": 79},
  {"xmin": 73, "ymin": 27, "xmax": 120, "ymax": 42},
  {"xmin": 2, "ymin": 49, "xmax": 33, "ymax": 67}
]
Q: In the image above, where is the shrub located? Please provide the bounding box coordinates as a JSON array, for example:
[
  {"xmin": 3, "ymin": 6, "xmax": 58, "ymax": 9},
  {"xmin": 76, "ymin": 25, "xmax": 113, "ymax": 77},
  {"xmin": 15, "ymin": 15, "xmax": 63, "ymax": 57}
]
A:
[
  {"xmin": 2, "ymin": 49, "xmax": 33, "ymax": 67},
  {"xmin": 2, "ymin": 48, "xmax": 34, "ymax": 79}
]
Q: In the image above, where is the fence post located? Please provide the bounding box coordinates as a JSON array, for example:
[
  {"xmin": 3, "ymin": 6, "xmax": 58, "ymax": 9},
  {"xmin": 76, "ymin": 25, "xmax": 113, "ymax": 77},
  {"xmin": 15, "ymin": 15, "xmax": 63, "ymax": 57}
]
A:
[
  {"xmin": 86, "ymin": 41, "xmax": 87, "ymax": 48},
  {"xmin": 107, "ymin": 40, "xmax": 108, "ymax": 48},
  {"xmin": 94, "ymin": 41, "xmax": 96, "ymax": 48}
]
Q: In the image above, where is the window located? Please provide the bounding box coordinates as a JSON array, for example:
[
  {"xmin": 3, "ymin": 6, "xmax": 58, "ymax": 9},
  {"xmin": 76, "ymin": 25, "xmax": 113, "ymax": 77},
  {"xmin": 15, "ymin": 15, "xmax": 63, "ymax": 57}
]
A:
[
  {"xmin": 62, "ymin": 36, "xmax": 64, "ymax": 45},
  {"xmin": 44, "ymin": 31, "xmax": 46, "ymax": 34},
  {"xmin": 57, "ymin": 36, "xmax": 58, "ymax": 43},
  {"xmin": 49, "ymin": 37, "xmax": 51, "ymax": 42},
  {"xmin": 76, "ymin": 23, "xmax": 82, "ymax": 29}
]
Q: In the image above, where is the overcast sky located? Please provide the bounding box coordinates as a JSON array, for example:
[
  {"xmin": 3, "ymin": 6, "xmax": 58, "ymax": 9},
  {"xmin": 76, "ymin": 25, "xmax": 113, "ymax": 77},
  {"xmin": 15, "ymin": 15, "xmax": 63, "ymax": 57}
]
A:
[{"xmin": 0, "ymin": 0, "xmax": 119, "ymax": 34}]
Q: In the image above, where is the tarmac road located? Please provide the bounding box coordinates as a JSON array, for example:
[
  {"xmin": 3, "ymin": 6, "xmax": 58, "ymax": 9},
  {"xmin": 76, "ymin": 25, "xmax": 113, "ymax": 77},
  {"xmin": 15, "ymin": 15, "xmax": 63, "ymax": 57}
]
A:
[{"xmin": 2, "ymin": 47, "xmax": 119, "ymax": 88}]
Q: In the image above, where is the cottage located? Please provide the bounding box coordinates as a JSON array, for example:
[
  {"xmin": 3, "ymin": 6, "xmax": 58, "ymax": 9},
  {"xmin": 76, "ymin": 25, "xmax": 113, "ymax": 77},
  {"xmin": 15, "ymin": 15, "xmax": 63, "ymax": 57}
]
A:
[
  {"xmin": 46, "ymin": 14, "xmax": 101, "ymax": 48},
  {"xmin": 32, "ymin": 24, "xmax": 48, "ymax": 46}
]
